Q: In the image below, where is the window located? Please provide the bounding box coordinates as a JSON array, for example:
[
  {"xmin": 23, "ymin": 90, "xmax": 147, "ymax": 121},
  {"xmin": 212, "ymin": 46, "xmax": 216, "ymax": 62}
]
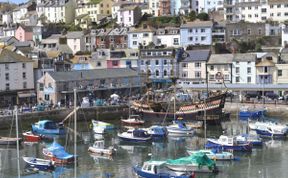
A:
[
  {"xmin": 247, "ymin": 67, "xmax": 251, "ymax": 74},
  {"xmin": 201, "ymin": 36, "xmax": 206, "ymax": 41},
  {"xmin": 132, "ymin": 34, "xmax": 137, "ymax": 38},
  {"xmin": 44, "ymin": 94, "xmax": 49, "ymax": 101},
  {"xmin": 189, "ymin": 37, "xmax": 193, "ymax": 41},
  {"xmin": 22, "ymin": 63, "xmax": 26, "ymax": 69},
  {"xmin": 146, "ymin": 60, "xmax": 150, "ymax": 65},
  {"xmin": 164, "ymin": 70, "xmax": 167, "ymax": 76},
  {"xmin": 39, "ymin": 83, "xmax": 44, "ymax": 91},
  {"xmin": 247, "ymin": 77, "xmax": 251, "ymax": 83},
  {"xmin": 277, "ymin": 4, "xmax": 281, "ymax": 8},
  {"xmin": 248, "ymin": 61, "xmax": 251, "ymax": 64},
  {"xmin": 129, "ymin": 17, "xmax": 131, "ymax": 22},
  {"xmin": 97, "ymin": 62, "xmax": 101, "ymax": 67},
  {"xmin": 201, "ymin": 29, "xmax": 205, "ymax": 33},
  {"xmin": 209, "ymin": 74, "xmax": 214, "ymax": 80},
  {"xmin": 155, "ymin": 60, "xmax": 159, "ymax": 65},
  {"xmin": 182, "ymin": 63, "xmax": 188, "ymax": 68},
  {"xmin": 23, "ymin": 82, "xmax": 27, "ymax": 89},
  {"xmin": 248, "ymin": 6, "xmax": 251, "ymax": 10},
  {"xmin": 247, "ymin": 29, "xmax": 251, "ymax": 35},
  {"xmin": 270, "ymin": 5, "xmax": 274, "ymax": 8},
  {"xmin": 261, "ymin": 8, "xmax": 267, "ymax": 13},
  {"xmin": 189, "ymin": 29, "xmax": 193, "ymax": 33},
  {"xmin": 112, "ymin": 61, "xmax": 118, "ymax": 66},
  {"xmin": 195, "ymin": 71, "xmax": 201, "ymax": 78},
  {"xmin": 143, "ymin": 33, "xmax": 149, "ymax": 37},
  {"xmin": 210, "ymin": 65, "xmax": 214, "ymax": 71},
  {"xmin": 236, "ymin": 77, "xmax": 240, "ymax": 83},
  {"xmin": 195, "ymin": 62, "xmax": 201, "ymax": 68},
  {"xmin": 236, "ymin": 67, "xmax": 240, "ymax": 74},
  {"xmin": 5, "ymin": 83, "xmax": 9, "ymax": 90},
  {"xmin": 264, "ymin": 66, "xmax": 268, "ymax": 73},
  {"xmin": 22, "ymin": 72, "xmax": 26, "ymax": 79},
  {"xmin": 278, "ymin": 70, "xmax": 282, "ymax": 76},
  {"xmin": 181, "ymin": 71, "xmax": 187, "ymax": 78},
  {"xmin": 5, "ymin": 73, "xmax": 9, "ymax": 80},
  {"xmin": 132, "ymin": 41, "xmax": 137, "ymax": 45},
  {"xmin": 164, "ymin": 60, "xmax": 167, "ymax": 65},
  {"xmin": 5, "ymin": 64, "xmax": 9, "ymax": 70},
  {"xmin": 155, "ymin": 70, "xmax": 159, "ymax": 77},
  {"xmin": 277, "ymin": 12, "xmax": 281, "ymax": 16},
  {"xmin": 258, "ymin": 29, "xmax": 262, "ymax": 35},
  {"xmin": 224, "ymin": 74, "xmax": 230, "ymax": 80},
  {"xmin": 224, "ymin": 65, "xmax": 228, "ymax": 71},
  {"xmin": 173, "ymin": 38, "xmax": 179, "ymax": 45}
]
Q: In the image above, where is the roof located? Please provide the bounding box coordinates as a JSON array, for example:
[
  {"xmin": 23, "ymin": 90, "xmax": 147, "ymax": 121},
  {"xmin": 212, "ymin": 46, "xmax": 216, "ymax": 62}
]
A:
[
  {"xmin": 0, "ymin": 49, "xmax": 33, "ymax": 63},
  {"xmin": 182, "ymin": 50, "xmax": 210, "ymax": 62},
  {"xmin": 66, "ymin": 31, "xmax": 84, "ymax": 39},
  {"xmin": 181, "ymin": 20, "xmax": 213, "ymax": 28},
  {"xmin": 233, "ymin": 53, "xmax": 256, "ymax": 62},
  {"xmin": 58, "ymin": 44, "xmax": 73, "ymax": 54},
  {"xmin": 75, "ymin": 14, "xmax": 89, "ymax": 20},
  {"xmin": 119, "ymin": 5, "xmax": 139, "ymax": 11},
  {"xmin": 47, "ymin": 51, "xmax": 61, "ymax": 58},
  {"xmin": 19, "ymin": 25, "xmax": 33, "ymax": 32},
  {"xmin": 129, "ymin": 26, "xmax": 155, "ymax": 33},
  {"xmin": 48, "ymin": 68, "xmax": 139, "ymax": 82},
  {"xmin": 256, "ymin": 59, "xmax": 275, "ymax": 67},
  {"xmin": 208, "ymin": 54, "xmax": 233, "ymax": 64}
]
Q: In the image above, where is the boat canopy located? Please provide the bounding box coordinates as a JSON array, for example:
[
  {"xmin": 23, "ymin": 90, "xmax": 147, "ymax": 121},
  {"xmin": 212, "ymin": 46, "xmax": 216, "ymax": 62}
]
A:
[
  {"xmin": 132, "ymin": 129, "xmax": 150, "ymax": 138},
  {"xmin": 47, "ymin": 142, "xmax": 74, "ymax": 160},
  {"xmin": 36, "ymin": 120, "xmax": 58, "ymax": 129},
  {"xmin": 166, "ymin": 152, "xmax": 216, "ymax": 170}
]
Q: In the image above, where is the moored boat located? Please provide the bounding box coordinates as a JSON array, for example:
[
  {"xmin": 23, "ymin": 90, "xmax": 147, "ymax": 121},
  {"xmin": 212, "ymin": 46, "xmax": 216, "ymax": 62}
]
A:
[
  {"xmin": 239, "ymin": 106, "xmax": 266, "ymax": 120},
  {"xmin": 121, "ymin": 115, "xmax": 145, "ymax": 125},
  {"xmin": 236, "ymin": 134, "xmax": 263, "ymax": 146},
  {"xmin": 249, "ymin": 121, "xmax": 288, "ymax": 138},
  {"xmin": 23, "ymin": 157, "xmax": 54, "ymax": 170},
  {"xmin": 32, "ymin": 120, "xmax": 65, "ymax": 135},
  {"xmin": 118, "ymin": 129, "xmax": 152, "ymax": 143},
  {"xmin": 92, "ymin": 120, "xmax": 115, "ymax": 134},
  {"xmin": 146, "ymin": 125, "xmax": 168, "ymax": 138},
  {"xmin": 165, "ymin": 152, "xmax": 218, "ymax": 173},
  {"xmin": 0, "ymin": 136, "xmax": 22, "ymax": 146},
  {"xmin": 206, "ymin": 135, "xmax": 252, "ymax": 152},
  {"xmin": 88, "ymin": 140, "xmax": 115, "ymax": 156},
  {"xmin": 43, "ymin": 141, "xmax": 75, "ymax": 164},
  {"xmin": 133, "ymin": 160, "xmax": 193, "ymax": 178},
  {"xmin": 167, "ymin": 121, "xmax": 194, "ymax": 136},
  {"xmin": 23, "ymin": 131, "xmax": 41, "ymax": 142},
  {"xmin": 187, "ymin": 149, "xmax": 234, "ymax": 161}
]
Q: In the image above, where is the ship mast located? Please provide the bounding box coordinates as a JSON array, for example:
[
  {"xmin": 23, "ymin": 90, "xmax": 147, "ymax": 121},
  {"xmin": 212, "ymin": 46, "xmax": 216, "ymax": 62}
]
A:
[{"xmin": 171, "ymin": 50, "xmax": 178, "ymax": 121}]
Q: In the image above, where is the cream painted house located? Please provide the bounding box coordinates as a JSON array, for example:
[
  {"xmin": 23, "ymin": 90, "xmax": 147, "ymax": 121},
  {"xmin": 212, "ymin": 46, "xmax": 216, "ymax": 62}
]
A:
[
  {"xmin": 128, "ymin": 25, "xmax": 155, "ymax": 49},
  {"xmin": 36, "ymin": 0, "xmax": 76, "ymax": 24},
  {"xmin": 75, "ymin": 0, "xmax": 113, "ymax": 28},
  {"xmin": 275, "ymin": 63, "xmax": 288, "ymax": 84}
]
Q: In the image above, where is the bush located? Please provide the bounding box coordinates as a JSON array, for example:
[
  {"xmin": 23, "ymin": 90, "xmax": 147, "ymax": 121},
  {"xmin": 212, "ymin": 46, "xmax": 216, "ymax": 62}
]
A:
[{"xmin": 197, "ymin": 13, "xmax": 209, "ymax": 21}]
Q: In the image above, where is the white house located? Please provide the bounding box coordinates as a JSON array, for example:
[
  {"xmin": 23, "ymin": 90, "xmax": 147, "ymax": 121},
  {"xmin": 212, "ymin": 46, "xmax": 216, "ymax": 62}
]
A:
[
  {"xmin": 2, "ymin": 13, "xmax": 13, "ymax": 26},
  {"xmin": 192, "ymin": 0, "xmax": 223, "ymax": 13},
  {"xmin": 149, "ymin": 0, "xmax": 160, "ymax": 16},
  {"xmin": 117, "ymin": 5, "xmax": 142, "ymax": 27},
  {"xmin": 0, "ymin": 49, "xmax": 35, "ymax": 107},
  {"xmin": 153, "ymin": 27, "xmax": 180, "ymax": 47},
  {"xmin": 180, "ymin": 20, "xmax": 213, "ymax": 47},
  {"xmin": 224, "ymin": 0, "xmax": 288, "ymax": 23},
  {"xmin": 66, "ymin": 31, "xmax": 86, "ymax": 54},
  {"xmin": 128, "ymin": 25, "xmax": 155, "ymax": 49},
  {"xmin": 232, "ymin": 53, "xmax": 257, "ymax": 84},
  {"xmin": 282, "ymin": 24, "xmax": 288, "ymax": 48},
  {"xmin": 36, "ymin": 0, "xmax": 76, "ymax": 24}
]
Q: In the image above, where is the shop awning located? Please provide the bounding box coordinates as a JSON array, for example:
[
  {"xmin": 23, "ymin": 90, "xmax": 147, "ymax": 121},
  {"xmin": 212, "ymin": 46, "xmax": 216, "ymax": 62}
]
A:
[{"xmin": 17, "ymin": 91, "xmax": 36, "ymax": 98}]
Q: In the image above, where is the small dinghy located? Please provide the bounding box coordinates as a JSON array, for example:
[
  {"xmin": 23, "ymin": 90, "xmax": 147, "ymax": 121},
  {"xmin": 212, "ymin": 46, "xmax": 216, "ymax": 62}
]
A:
[
  {"xmin": 23, "ymin": 157, "xmax": 54, "ymax": 170},
  {"xmin": 43, "ymin": 141, "xmax": 75, "ymax": 164},
  {"xmin": 88, "ymin": 140, "xmax": 115, "ymax": 156},
  {"xmin": 92, "ymin": 120, "xmax": 115, "ymax": 134},
  {"xmin": 23, "ymin": 131, "xmax": 41, "ymax": 142},
  {"xmin": 0, "ymin": 136, "xmax": 22, "ymax": 145},
  {"xmin": 121, "ymin": 115, "xmax": 145, "ymax": 125}
]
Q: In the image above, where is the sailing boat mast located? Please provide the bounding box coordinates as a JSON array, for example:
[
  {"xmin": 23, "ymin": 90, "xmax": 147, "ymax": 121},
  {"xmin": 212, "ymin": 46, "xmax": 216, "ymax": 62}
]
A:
[
  {"xmin": 15, "ymin": 106, "xmax": 20, "ymax": 178},
  {"xmin": 74, "ymin": 88, "xmax": 77, "ymax": 177}
]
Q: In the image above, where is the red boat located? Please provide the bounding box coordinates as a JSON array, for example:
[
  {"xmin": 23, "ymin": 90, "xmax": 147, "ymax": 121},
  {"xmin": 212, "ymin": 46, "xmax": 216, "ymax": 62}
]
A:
[
  {"xmin": 23, "ymin": 131, "xmax": 41, "ymax": 142},
  {"xmin": 121, "ymin": 115, "xmax": 145, "ymax": 125}
]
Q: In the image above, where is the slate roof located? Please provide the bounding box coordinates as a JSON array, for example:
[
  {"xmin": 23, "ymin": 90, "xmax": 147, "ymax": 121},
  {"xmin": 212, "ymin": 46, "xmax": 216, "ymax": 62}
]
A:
[
  {"xmin": 48, "ymin": 68, "xmax": 138, "ymax": 82},
  {"xmin": 181, "ymin": 20, "xmax": 213, "ymax": 28},
  {"xmin": 182, "ymin": 50, "xmax": 210, "ymax": 62},
  {"xmin": 233, "ymin": 53, "xmax": 256, "ymax": 62},
  {"xmin": 208, "ymin": 54, "xmax": 233, "ymax": 64},
  {"xmin": 66, "ymin": 31, "xmax": 84, "ymax": 39},
  {"xmin": 0, "ymin": 49, "xmax": 33, "ymax": 63},
  {"xmin": 256, "ymin": 59, "xmax": 275, "ymax": 67}
]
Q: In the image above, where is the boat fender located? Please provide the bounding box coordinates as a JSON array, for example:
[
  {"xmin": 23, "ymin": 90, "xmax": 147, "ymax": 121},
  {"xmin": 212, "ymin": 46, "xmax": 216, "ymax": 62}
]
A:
[{"xmin": 190, "ymin": 172, "xmax": 196, "ymax": 178}]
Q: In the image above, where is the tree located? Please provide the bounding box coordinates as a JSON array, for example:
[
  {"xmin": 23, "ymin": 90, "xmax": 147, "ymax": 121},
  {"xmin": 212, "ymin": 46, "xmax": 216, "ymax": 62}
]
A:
[
  {"xmin": 255, "ymin": 43, "xmax": 263, "ymax": 52},
  {"xmin": 197, "ymin": 12, "xmax": 209, "ymax": 21},
  {"xmin": 188, "ymin": 11, "xmax": 197, "ymax": 21}
]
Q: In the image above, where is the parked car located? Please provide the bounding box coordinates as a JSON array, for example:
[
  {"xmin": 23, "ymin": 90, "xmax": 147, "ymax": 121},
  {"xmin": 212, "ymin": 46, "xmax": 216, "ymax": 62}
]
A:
[{"xmin": 265, "ymin": 93, "xmax": 279, "ymax": 100}]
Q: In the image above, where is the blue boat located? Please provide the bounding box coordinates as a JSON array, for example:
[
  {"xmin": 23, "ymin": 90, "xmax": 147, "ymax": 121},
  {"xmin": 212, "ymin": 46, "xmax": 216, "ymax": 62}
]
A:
[
  {"xmin": 23, "ymin": 157, "xmax": 54, "ymax": 171},
  {"xmin": 146, "ymin": 125, "xmax": 168, "ymax": 139},
  {"xmin": 166, "ymin": 121, "xmax": 194, "ymax": 136},
  {"xmin": 206, "ymin": 135, "xmax": 252, "ymax": 152},
  {"xmin": 43, "ymin": 141, "xmax": 75, "ymax": 164},
  {"xmin": 239, "ymin": 107, "xmax": 266, "ymax": 120},
  {"xmin": 236, "ymin": 134, "xmax": 263, "ymax": 146},
  {"xmin": 32, "ymin": 120, "xmax": 65, "ymax": 135},
  {"xmin": 118, "ymin": 129, "xmax": 152, "ymax": 142},
  {"xmin": 133, "ymin": 161, "xmax": 192, "ymax": 178},
  {"xmin": 255, "ymin": 128, "xmax": 286, "ymax": 138}
]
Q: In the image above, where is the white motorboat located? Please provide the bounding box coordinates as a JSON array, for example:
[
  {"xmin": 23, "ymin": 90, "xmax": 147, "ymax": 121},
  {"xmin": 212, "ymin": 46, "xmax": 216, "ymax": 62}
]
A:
[
  {"xmin": 166, "ymin": 121, "xmax": 194, "ymax": 136},
  {"xmin": 187, "ymin": 149, "xmax": 234, "ymax": 161},
  {"xmin": 88, "ymin": 140, "xmax": 114, "ymax": 156}
]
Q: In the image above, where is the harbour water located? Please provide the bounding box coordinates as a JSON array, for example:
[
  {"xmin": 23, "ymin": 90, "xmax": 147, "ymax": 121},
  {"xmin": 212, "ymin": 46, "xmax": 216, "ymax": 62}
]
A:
[{"xmin": 1, "ymin": 116, "xmax": 288, "ymax": 178}]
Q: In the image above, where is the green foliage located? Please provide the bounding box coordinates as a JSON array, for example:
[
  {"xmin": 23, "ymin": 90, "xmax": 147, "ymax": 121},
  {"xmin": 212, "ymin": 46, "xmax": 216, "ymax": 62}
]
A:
[
  {"xmin": 197, "ymin": 13, "xmax": 209, "ymax": 21},
  {"xmin": 214, "ymin": 43, "xmax": 230, "ymax": 54},
  {"xmin": 75, "ymin": 51, "xmax": 91, "ymax": 55},
  {"xmin": 147, "ymin": 16, "xmax": 181, "ymax": 28},
  {"xmin": 255, "ymin": 43, "xmax": 263, "ymax": 52},
  {"xmin": 66, "ymin": 24, "xmax": 82, "ymax": 31},
  {"xmin": 188, "ymin": 11, "xmax": 197, "ymax": 21},
  {"xmin": 90, "ymin": 0, "xmax": 102, "ymax": 4}
]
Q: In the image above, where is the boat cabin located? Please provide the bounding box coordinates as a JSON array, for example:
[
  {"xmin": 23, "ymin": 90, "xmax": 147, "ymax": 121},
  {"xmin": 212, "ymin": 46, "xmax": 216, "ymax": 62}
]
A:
[
  {"xmin": 93, "ymin": 140, "xmax": 105, "ymax": 149},
  {"xmin": 141, "ymin": 161, "xmax": 166, "ymax": 174},
  {"xmin": 219, "ymin": 135, "xmax": 236, "ymax": 146},
  {"xmin": 133, "ymin": 129, "xmax": 150, "ymax": 138},
  {"xmin": 35, "ymin": 120, "xmax": 58, "ymax": 130}
]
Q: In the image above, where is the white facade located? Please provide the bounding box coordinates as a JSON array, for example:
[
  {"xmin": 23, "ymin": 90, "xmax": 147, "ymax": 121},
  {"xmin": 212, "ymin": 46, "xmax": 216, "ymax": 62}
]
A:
[
  {"xmin": 282, "ymin": 24, "xmax": 288, "ymax": 47},
  {"xmin": 128, "ymin": 29, "xmax": 154, "ymax": 49},
  {"xmin": 2, "ymin": 13, "xmax": 13, "ymax": 26},
  {"xmin": 232, "ymin": 61, "xmax": 256, "ymax": 84},
  {"xmin": 3, "ymin": 28, "xmax": 16, "ymax": 37},
  {"xmin": 0, "ymin": 61, "xmax": 34, "ymax": 91},
  {"xmin": 225, "ymin": 0, "xmax": 288, "ymax": 23},
  {"xmin": 154, "ymin": 34, "xmax": 180, "ymax": 47},
  {"xmin": 192, "ymin": 0, "xmax": 223, "ymax": 13},
  {"xmin": 117, "ymin": 6, "xmax": 141, "ymax": 27},
  {"xmin": 12, "ymin": 7, "xmax": 28, "ymax": 24},
  {"xmin": 66, "ymin": 32, "xmax": 85, "ymax": 54},
  {"xmin": 149, "ymin": 0, "xmax": 160, "ymax": 16}
]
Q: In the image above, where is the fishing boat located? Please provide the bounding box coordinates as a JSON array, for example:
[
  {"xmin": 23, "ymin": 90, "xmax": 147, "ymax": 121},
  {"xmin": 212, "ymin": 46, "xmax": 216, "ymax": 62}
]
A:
[
  {"xmin": 133, "ymin": 160, "xmax": 193, "ymax": 178},
  {"xmin": 165, "ymin": 152, "xmax": 218, "ymax": 173},
  {"xmin": 146, "ymin": 125, "xmax": 168, "ymax": 138},
  {"xmin": 236, "ymin": 134, "xmax": 263, "ymax": 146},
  {"xmin": 255, "ymin": 126, "xmax": 287, "ymax": 138},
  {"xmin": 118, "ymin": 129, "xmax": 152, "ymax": 142},
  {"xmin": 187, "ymin": 149, "xmax": 234, "ymax": 161},
  {"xmin": 239, "ymin": 106, "xmax": 266, "ymax": 120},
  {"xmin": 43, "ymin": 141, "xmax": 75, "ymax": 164},
  {"xmin": 249, "ymin": 121, "xmax": 288, "ymax": 133},
  {"xmin": 121, "ymin": 115, "xmax": 145, "ymax": 125},
  {"xmin": 22, "ymin": 157, "xmax": 54, "ymax": 170},
  {"xmin": 166, "ymin": 120, "xmax": 195, "ymax": 136},
  {"xmin": 88, "ymin": 140, "xmax": 115, "ymax": 156},
  {"xmin": 23, "ymin": 131, "xmax": 41, "ymax": 142},
  {"xmin": 92, "ymin": 120, "xmax": 115, "ymax": 134},
  {"xmin": 32, "ymin": 120, "xmax": 65, "ymax": 135},
  {"xmin": 206, "ymin": 135, "xmax": 252, "ymax": 152},
  {"xmin": 0, "ymin": 137, "xmax": 22, "ymax": 146}
]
